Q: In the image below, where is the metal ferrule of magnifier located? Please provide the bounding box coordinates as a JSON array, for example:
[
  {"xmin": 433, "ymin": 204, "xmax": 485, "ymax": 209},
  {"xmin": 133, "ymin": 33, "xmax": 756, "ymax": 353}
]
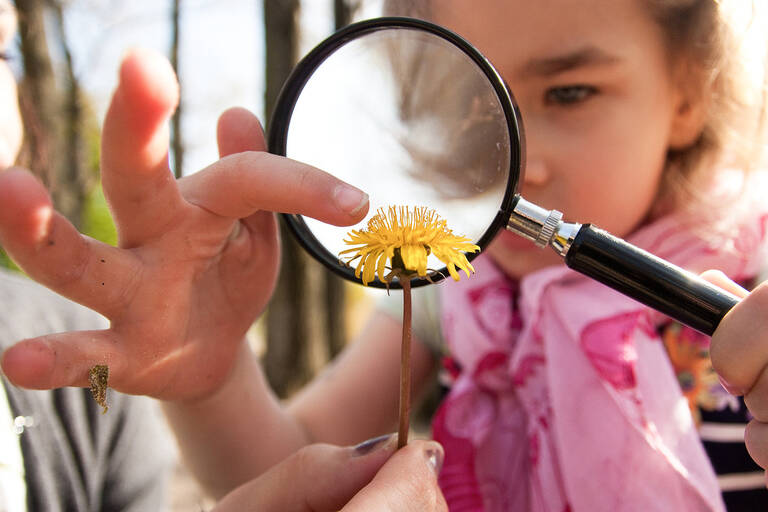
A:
[{"xmin": 506, "ymin": 197, "xmax": 581, "ymax": 257}]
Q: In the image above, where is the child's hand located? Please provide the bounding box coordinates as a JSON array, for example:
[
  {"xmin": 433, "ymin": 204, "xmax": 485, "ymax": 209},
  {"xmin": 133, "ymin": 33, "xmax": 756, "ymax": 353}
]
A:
[
  {"xmin": 0, "ymin": 49, "xmax": 368, "ymax": 401},
  {"xmin": 706, "ymin": 271, "xmax": 768, "ymax": 472}
]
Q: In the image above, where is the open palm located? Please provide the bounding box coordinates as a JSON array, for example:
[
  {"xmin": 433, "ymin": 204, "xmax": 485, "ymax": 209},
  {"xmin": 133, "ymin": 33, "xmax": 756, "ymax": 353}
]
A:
[{"xmin": 0, "ymin": 49, "xmax": 367, "ymax": 401}]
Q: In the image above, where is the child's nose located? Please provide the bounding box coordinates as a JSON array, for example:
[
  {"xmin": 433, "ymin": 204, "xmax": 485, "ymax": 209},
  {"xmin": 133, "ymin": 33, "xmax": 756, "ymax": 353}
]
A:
[{"xmin": 522, "ymin": 156, "xmax": 550, "ymax": 187}]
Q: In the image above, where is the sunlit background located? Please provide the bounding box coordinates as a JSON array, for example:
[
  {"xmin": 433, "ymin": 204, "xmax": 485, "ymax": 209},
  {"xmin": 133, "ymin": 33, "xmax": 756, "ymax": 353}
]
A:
[
  {"xmin": 41, "ymin": 0, "xmax": 353, "ymax": 175},
  {"xmin": 8, "ymin": 0, "xmax": 392, "ymax": 177}
]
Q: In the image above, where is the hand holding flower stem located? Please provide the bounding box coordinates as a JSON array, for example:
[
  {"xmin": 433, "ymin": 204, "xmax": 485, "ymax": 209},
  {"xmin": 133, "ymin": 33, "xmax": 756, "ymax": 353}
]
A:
[{"xmin": 341, "ymin": 206, "xmax": 479, "ymax": 448}]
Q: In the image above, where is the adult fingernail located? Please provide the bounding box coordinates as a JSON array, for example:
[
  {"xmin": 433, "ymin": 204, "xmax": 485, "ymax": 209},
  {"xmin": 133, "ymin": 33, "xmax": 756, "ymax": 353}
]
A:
[
  {"xmin": 333, "ymin": 184, "xmax": 368, "ymax": 217},
  {"xmin": 425, "ymin": 444, "xmax": 444, "ymax": 475},
  {"xmin": 353, "ymin": 433, "xmax": 395, "ymax": 456},
  {"xmin": 718, "ymin": 374, "xmax": 744, "ymax": 396}
]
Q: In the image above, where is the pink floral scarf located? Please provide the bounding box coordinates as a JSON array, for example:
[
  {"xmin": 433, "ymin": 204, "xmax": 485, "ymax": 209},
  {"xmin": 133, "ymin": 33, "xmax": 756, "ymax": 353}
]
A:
[{"xmin": 434, "ymin": 176, "xmax": 768, "ymax": 511}]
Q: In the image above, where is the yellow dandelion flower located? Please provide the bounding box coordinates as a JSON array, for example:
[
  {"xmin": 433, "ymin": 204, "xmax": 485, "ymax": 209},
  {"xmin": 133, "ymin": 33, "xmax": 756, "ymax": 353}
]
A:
[{"xmin": 340, "ymin": 205, "xmax": 480, "ymax": 285}]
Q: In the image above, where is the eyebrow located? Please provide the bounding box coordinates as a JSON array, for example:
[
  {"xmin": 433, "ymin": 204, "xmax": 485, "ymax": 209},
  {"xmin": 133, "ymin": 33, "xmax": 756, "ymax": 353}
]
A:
[{"xmin": 518, "ymin": 47, "xmax": 621, "ymax": 77}]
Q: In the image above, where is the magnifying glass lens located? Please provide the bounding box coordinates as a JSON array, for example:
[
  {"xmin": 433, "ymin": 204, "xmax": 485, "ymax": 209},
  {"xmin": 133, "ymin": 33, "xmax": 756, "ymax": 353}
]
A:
[{"xmin": 281, "ymin": 25, "xmax": 514, "ymax": 282}]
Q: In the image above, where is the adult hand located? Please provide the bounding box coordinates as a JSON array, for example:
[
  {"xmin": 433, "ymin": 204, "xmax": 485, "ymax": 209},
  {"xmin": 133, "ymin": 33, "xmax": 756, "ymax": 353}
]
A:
[
  {"xmin": 706, "ymin": 271, "xmax": 768, "ymax": 471},
  {"xmin": 213, "ymin": 437, "xmax": 447, "ymax": 512},
  {"xmin": 0, "ymin": 48, "xmax": 368, "ymax": 400}
]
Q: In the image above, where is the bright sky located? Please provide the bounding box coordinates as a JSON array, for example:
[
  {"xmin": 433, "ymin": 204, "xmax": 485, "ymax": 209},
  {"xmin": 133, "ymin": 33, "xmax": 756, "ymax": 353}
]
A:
[
  {"xmin": 57, "ymin": 0, "xmax": 353, "ymax": 176},
  {"xmin": 51, "ymin": 0, "xmax": 389, "ymax": 176}
]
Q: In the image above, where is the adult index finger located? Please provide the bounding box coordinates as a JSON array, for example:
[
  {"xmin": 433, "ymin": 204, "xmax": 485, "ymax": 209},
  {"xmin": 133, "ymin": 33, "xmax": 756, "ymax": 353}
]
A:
[
  {"xmin": 212, "ymin": 439, "xmax": 397, "ymax": 511},
  {"xmin": 181, "ymin": 151, "xmax": 369, "ymax": 226}
]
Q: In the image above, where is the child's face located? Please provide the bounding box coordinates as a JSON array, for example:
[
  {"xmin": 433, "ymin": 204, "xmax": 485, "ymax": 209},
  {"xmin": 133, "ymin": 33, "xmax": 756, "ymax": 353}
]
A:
[{"xmin": 434, "ymin": 0, "xmax": 687, "ymax": 279}]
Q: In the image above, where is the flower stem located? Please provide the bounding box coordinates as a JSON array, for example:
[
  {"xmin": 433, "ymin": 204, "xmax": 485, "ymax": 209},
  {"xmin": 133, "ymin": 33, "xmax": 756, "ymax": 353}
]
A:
[{"xmin": 398, "ymin": 277, "xmax": 412, "ymax": 449}]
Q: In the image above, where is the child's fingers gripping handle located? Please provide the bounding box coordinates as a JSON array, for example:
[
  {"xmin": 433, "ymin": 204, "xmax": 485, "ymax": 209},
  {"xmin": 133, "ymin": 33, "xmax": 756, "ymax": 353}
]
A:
[{"xmin": 709, "ymin": 280, "xmax": 768, "ymax": 398}]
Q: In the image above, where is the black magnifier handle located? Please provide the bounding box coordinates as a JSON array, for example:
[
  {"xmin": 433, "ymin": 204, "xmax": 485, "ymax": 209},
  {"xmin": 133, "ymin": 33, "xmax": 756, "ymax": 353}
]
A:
[{"xmin": 508, "ymin": 197, "xmax": 740, "ymax": 336}]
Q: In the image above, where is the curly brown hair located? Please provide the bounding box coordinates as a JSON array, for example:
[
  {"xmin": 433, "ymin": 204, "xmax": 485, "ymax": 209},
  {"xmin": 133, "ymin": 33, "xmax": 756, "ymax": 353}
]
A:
[{"xmin": 646, "ymin": 0, "xmax": 768, "ymax": 215}]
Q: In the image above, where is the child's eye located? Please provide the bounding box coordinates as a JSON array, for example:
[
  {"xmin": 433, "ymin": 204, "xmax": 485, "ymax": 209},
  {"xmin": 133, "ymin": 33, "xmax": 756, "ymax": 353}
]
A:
[{"xmin": 545, "ymin": 85, "xmax": 597, "ymax": 106}]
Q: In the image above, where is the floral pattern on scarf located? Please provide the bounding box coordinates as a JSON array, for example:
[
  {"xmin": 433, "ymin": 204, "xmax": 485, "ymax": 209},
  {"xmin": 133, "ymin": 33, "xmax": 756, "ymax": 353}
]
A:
[{"xmin": 433, "ymin": 172, "xmax": 768, "ymax": 511}]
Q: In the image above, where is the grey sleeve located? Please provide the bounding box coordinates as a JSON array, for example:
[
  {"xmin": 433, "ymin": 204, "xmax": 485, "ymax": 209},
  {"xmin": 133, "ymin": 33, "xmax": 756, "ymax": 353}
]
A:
[
  {"xmin": 100, "ymin": 394, "xmax": 176, "ymax": 512},
  {"xmin": 0, "ymin": 270, "xmax": 175, "ymax": 511}
]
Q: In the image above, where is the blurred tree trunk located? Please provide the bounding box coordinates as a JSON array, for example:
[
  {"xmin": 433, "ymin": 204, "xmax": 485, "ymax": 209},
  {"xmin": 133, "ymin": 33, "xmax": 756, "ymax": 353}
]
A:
[
  {"xmin": 170, "ymin": 0, "xmax": 183, "ymax": 179},
  {"xmin": 263, "ymin": 0, "xmax": 367, "ymax": 396},
  {"xmin": 49, "ymin": 0, "xmax": 88, "ymax": 225},
  {"xmin": 334, "ymin": 0, "xmax": 350, "ymax": 29},
  {"xmin": 15, "ymin": 0, "xmax": 56, "ymax": 183},
  {"xmin": 334, "ymin": 0, "xmax": 361, "ymax": 29},
  {"xmin": 323, "ymin": 0, "xmax": 361, "ymax": 358},
  {"xmin": 263, "ymin": 0, "xmax": 310, "ymax": 397},
  {"xmin": 16, "ymin": 0, "xmax": 88, "ymax": 228}
]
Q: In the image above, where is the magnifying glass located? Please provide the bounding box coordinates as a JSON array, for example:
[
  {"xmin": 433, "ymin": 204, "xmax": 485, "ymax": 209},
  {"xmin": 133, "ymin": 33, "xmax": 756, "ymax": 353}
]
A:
[{"xmin": 267, "ymin": 17, "xmax": 739, "ymax": 336}]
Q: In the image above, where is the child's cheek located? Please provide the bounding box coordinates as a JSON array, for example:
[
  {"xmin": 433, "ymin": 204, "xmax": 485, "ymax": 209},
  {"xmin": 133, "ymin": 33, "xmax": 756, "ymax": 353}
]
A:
[{"xmin": 485, "ymin": 232, "xmax": 563, "ymax": 278}]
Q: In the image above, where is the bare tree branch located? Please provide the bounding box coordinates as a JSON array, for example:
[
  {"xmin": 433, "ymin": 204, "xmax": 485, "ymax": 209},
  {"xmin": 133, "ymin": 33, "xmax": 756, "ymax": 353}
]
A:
[
  {"xmin": 170, "ymin": 0, "xmax": 183, "ymax": 179},
  {"xmin": 16, "ymin": 0, "xmax": 88, "ymax": 228}
]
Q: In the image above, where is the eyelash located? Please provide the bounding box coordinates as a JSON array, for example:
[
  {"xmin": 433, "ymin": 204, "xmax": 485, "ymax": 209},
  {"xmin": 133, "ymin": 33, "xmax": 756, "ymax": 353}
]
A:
[
  {"xmin": 0, "ymin": 52, "xmax": 10, "ymax": 62},
  {"xmin": 545, "ymin": 85, "xmax": 598, "ymax": 106}
]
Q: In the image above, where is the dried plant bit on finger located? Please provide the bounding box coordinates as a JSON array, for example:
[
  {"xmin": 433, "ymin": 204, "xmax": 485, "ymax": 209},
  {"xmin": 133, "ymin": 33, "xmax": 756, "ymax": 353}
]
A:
[{"xmin": 89, "ymin": 365, "xmax": 109, "ymax": 414}]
